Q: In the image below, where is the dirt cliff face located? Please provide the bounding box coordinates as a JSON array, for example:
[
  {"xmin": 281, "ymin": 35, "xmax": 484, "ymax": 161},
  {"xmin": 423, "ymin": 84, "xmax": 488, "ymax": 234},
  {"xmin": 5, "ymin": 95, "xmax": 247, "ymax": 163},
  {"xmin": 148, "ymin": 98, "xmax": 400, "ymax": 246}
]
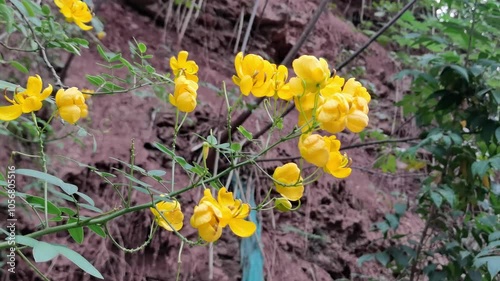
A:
[{"xmin": 4, "ymin": 0, "xmax": 423, "ymax": 280}]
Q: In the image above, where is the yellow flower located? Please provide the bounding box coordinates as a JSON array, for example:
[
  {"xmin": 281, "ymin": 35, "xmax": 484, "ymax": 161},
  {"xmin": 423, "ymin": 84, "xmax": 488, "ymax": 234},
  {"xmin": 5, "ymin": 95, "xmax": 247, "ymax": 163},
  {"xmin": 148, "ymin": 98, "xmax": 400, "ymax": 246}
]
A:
[
  {"xmin": 274, "ymin": 197, "xmax": 293, "ymax": 212},
  {"xmin": 342, "ymin": 78, "xmax": 371, "ymax": 103},
  {"xmin": 271, "ymin": 64, "xmax": 289, "ymax": 98},
  {"xmin": 0, "ymin": 75, "xmax": 52, "ymax": 121},
  {"xmin": 292, "ymin": 55, "xmax": 330, "ymax": 92},
  {"xmin": 273, "ymin": 163, "xmax": 304, "ymax": 201},
  {"xmin": 170, "ymin": 51, "xmax": 199, "ymax": 82},
  {"xmin": 316, "ymin": 94, "xmax": 350, "ymax": 134},
  {"xmin": 298, "ymin": 134, "xmax": 330, "ymax": 167},
  {"xmin": 279, "ymin": 77, "xmax": 304, "ymax": 101},
  {"xmin": 168, "ymin": 76, "xmax": 198, "ymax": 113},
  {"xmin": 232, "ymin": 52, "xmax": 274, "ymax": 97},
  {"xmin": 150, "ymin": 200, "xmax": 184, "ymax": 231},
  {"xmin": 190, "ymin": 187, "xmax": 256, "ymax": 242},
  {"xmin": 324, "ymin": 151, "xmax": 352, "ymax": 178},
  {"xmin": 54, "ymin": 0, "xmax": 93, "ymax": 31},
  {"xmin": 346, "ymin": 109, "xmax": 369, "ymax": 133},
  {"xmin": 320, "ymin": 75, "xmax": 345, "ymax": 97},
  {"xmin": 55, "ymin": 87, "xmax": 88, "ymax": 124}
]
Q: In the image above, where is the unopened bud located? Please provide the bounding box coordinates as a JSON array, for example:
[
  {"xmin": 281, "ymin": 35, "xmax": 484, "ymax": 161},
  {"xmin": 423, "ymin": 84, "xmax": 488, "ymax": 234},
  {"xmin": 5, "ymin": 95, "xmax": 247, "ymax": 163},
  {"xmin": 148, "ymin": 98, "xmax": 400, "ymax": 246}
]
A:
[
  {"xmin": 202, "ymin": 142, "xmax": 210, "ymax": 162},
  {"xmin": 274, "ymin": 197, "xmax": 293, "ymax": 212}
]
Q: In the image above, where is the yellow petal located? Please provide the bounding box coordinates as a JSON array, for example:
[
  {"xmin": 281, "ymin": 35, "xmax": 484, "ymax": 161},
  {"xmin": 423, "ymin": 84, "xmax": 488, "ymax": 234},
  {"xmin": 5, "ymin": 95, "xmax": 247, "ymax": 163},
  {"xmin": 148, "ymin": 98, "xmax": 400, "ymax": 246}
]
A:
[
  {"xmin": 75, "ymin": 20, "xmax": 93, "ymax": 31},
  {"xmin": 0, "ymin": 104, "xmax": 23, "ymax": 121},
  {"xmin": 21, "ymin": 96, "xmax": 42, "ymax": 113},
  {"xmin": 276, "ymin": 184, "xmax": 304, "ymax": 201},
  {"xmin": 40, "ymin": 84, "xmax": 53, "ymax": 100},
  {"xmin": 59, "ymin": 104, "xmax": 81, "ymax": 124},
  {"xmin": 25, "ymin": 75, "xmax": 43, "ymax": 96},
  {"xmin": 198, "ymin": 221, "xmax": 222, "ymax": 242},
  {"xmin": 228, "ymin": 218, "xmax": 256, "ymax": 238},
  {"xmin": 240, "ymin": 75, "xmax": 253, "ymax": 96},
  {"xmin": 331, "ymin": 167, "xmax": 352, "ymax": 178},
  {"xmin": 217, "ymin": 187, "xmax": 235, "ymax": 208}
]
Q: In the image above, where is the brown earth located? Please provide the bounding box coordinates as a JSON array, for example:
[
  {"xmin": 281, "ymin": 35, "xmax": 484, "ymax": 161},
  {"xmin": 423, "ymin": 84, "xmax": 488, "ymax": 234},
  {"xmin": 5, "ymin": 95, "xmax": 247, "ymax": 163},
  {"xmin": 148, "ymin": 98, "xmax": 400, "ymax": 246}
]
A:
[{"xmin": 1, "ymin": 0, "xmax": 424, "ymax": 280}]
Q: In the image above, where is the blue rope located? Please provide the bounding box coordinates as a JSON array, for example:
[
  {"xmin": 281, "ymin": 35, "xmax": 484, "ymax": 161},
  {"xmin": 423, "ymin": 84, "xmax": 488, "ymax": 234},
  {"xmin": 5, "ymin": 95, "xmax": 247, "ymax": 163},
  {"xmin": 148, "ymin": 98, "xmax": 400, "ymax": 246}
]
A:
[{"xmin": 236, "ymin": 181, "xmax": 264, "ymax": 281}]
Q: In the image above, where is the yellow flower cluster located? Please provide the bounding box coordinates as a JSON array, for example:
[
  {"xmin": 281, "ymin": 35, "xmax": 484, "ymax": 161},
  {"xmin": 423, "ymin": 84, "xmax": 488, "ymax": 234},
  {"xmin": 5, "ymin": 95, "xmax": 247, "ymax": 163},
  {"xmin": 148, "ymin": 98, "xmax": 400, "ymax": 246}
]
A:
[
  {"xmin": 0, "ymin": 75, "xmax": 89, "ymax": 124},
  {"xmin": 54, "ymin": 0, "xmax": 93, "ymax": 31},
  {"xmin": 168, "ymin": 51, "xmax": 199, "ymax": 113},
  {"xmin": 231, "ymin": 53, "xmax": 371, "ymax": 210}
]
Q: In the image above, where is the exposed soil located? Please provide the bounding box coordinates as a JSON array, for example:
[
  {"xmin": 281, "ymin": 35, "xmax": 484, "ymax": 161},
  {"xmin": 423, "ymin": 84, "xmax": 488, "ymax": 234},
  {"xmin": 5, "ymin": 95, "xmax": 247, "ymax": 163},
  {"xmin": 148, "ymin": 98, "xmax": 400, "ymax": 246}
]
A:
[{"xmin": 1, "ymin": 0, "xmax": 424, "ymax": 280}]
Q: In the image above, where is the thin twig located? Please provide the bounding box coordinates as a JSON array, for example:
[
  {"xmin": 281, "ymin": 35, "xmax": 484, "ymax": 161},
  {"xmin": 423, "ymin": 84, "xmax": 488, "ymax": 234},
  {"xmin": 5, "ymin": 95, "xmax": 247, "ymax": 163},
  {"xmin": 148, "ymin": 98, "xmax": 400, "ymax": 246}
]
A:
[
  {"xmin": 409, "ymin": 207, "xmax": 434, "ymax": 281},
  {"xmin": 0, "ymin": 41, "xmax": 38, "ymax": 52},
  {"xmin": 12, "ymin": 3, "xmax": 65, "ymax": 88},
  {"xmin": 335, "ymin": 0, "xmax": 417, "ymax": 72},
  {"xmin": 465, "ymin": 0, "xmax": 478, "ymax": 67}
]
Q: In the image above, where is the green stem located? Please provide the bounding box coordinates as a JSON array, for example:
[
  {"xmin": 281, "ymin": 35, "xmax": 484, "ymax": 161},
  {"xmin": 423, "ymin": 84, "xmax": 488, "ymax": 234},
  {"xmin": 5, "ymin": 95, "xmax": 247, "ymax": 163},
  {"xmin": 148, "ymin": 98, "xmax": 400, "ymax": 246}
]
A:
[
  {"xmin": 127, "ymin": 140, "xmax": 136, "ymax": 207},
  {"xmin": 32, "ymin": 112, "xmax": 49, "ymax": 229},
  {"xmin": 1, "ymin": 128, "xmax": 301, "ymax": 250}
]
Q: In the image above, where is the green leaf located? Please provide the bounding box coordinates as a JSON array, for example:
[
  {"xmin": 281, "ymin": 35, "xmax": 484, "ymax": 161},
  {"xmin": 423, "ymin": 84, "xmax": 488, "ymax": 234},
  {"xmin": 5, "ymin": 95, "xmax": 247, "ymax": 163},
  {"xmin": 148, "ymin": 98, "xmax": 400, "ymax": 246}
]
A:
[
  {"xmin": 33, "ymin": 241, "xmax": 59, "ymax": 262},
  {"xmin": 75, "ymin": 191, "xmax": 95, "ymax": 206},
  {"xmin": 54, "ymin": 245, "xmax": 104, "ymax": 279},
  {"xmin": 67, "ymin": 219, "xmax": 84, "ymax": 244},
  {"xmin": 375, "ymin": 221, "xmax": 390, "ymax": 234},
  {"xmin": 78, "ymin": 203, "xmax": 103, "ymax": 213},
  {"xmin": 147, "ymin": 170, "xmax": 166, "ymax": 177},
  {"xmin": 86, "ymin": 75, "xmax": 105, "ymax": 87},
  {"xmin": 16, "ymin": 235, "xmax": 38, "ymax": 247},
  {"xmin": 9, "ymin": 61, "xmax": 28, "ymax": 73},
  {"xmin": 26, "ymin": 196, "xmax": 61, "ymax": 215},
  {"xmin": 430, "ymin": 191, "xmax": 443, "ymax": 208},
  {"xmin": 102, "ymin": 81, "xmax": 125, "ymax": 92},
  {"xmin": 230, "ymin": 143, "xmax": 241, "ymax": 152},
  {"xmin": 206, "ymin": 135, "xmax": 217, "ymax": 145},
  {"xmin": 16, "ymin": 169, "xmax": 78, "ymax": 195},
  {"xmin": 385, "ymin": 214, "xmax": 399, "ymax": 229},
  {"xmin": 41, "ymin": 4, "xmax": 50, "ymax": 15},
  {"xmin": 137, "ymin": 42, "xmax": 147, "ymax": 53},
  {"xmin": 153, "ymin": 142, "xmax": 175, "ymax": 158},
  {"xmin": 474, "ymin": 256, "xmax": 500, "ymax": 279},
  {"xmin": 0, "ymin": 80, "xmax": 23, "ymax": 92},
  {"xmin": 437, "ymin": 186, "xmax": 455, "ymax": 207},
  {"xmin": 357, "ymin": 254, "xmax": 374, "ymax": 266},
  {"xmin": 87, "ymin": 224, "xmax": 106, "ymax": 238},
  {"xmin": 472, "ymin": 161, "xmax": 490, "ymax": 177},
  {"xmin": 96, "ymin": 45, "xmax": 108, "ymax": 62},
  {"xmin": 394, "ymin": 203, "xmax": 407, "ymax": 216},
  {"xmin": 237, "ymin": 126, "xmax": 253, "ymax": 140},
  {"xmin": 448, "ymin": 64, "xmax": 469, "ymax": 83},
  {"xmin": 375, "ymin": 251, "xmax": 390, "ymax": 267}
]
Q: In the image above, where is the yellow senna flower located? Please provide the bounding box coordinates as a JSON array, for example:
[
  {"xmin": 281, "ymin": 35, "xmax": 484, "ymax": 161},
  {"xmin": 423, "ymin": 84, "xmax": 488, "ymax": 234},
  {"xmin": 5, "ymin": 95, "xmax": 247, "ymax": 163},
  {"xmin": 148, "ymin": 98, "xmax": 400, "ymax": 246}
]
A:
[
  {"xmin": 55, "ymin": 87, "xmax": 88, "ymax": 124},
  {"xmin": 150, "ymin": 200, "xmax": 184, "ymax": 231},
  {"xmin": 170, "ymin": 51, "xmax": 199, "ymax": 82},
  {"xmin": 320, "ymin": 75, "xmax": 345, "ymax": 97},
  {"xmin": 271, "ymin": 64, "xmax": 289, "ymax": 98},
  {"xmin": 279, "ymin": 77, "xmax": 304, "ymax": 101},
  {"xmin": 342, "ymin": 78, "xmax": 371, "ymax": 103},
  {"xmin": 273, "ymin": 163, "xmax": 304, "ymax": 201},
  {"xmin": 274, "ymin": 197, "xmax": 293, "ymax": 212},
  {"xmin": 316, "ymin": 94, "xmax": 350, "ymax": 134},
  {"xmin": 0, "ymin": 75, "xmax": 52, "ymax": 121},
  {"xmin": 54, "ymin": 0, "xmax": 93, "ymax": 31},
  {"xmin": 298, "ymin": 134, "xmax": 330, "ymax": 167},
  {"xmin": 190, "ymin": 187, "xmax": 256, "ymax": 242},
  {"xmin": 324, "ymin": 151, "xmax": 352, "ymax": 178},
  {"xmin": 346, "ymin": 109, "xmax": 369, "ymax": 133},
  {"xmin": 232, "ymin": 52, "xmax": 274, "ymax": 97},
  {"xmin": 169, "ymin": 76, "xmax": 198, "ymax": 113},
  {"xmin": 292, "ymin": 55, "xmax": 330, "ymax": 92}
]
